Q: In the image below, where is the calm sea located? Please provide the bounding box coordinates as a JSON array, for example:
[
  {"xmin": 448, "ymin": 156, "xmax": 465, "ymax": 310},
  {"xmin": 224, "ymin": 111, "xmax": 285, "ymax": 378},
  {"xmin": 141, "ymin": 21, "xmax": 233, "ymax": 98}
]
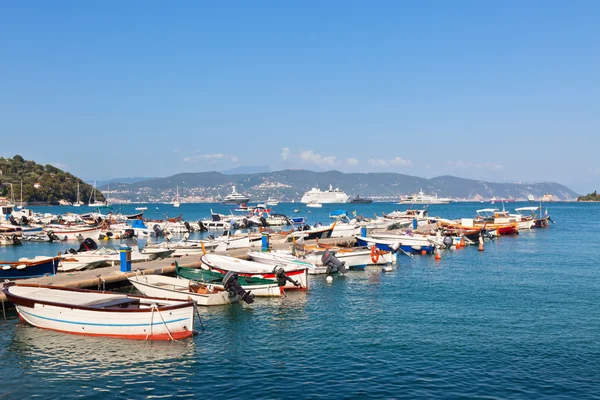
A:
[{"xmin": 2, "ymin": 202, "xmax": 600, "ymax": 399}]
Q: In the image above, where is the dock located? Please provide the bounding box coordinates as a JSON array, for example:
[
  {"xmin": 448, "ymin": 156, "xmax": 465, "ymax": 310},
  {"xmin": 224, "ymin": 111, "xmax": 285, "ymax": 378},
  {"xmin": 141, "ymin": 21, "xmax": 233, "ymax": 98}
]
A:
[{"xmin": 0, "ymin": 237, "xmax": 356, "ymax": 303}]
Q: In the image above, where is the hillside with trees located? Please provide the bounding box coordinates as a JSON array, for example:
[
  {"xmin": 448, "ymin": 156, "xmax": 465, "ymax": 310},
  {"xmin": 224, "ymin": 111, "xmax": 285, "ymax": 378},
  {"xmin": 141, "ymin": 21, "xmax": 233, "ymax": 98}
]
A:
[
  {"xmin": 0, "ymin": 155, "xmax": 103, "ymax": 205},
  {"xmin": 577, "ymin": 191, "xmax": 600, "ymax": 202}
]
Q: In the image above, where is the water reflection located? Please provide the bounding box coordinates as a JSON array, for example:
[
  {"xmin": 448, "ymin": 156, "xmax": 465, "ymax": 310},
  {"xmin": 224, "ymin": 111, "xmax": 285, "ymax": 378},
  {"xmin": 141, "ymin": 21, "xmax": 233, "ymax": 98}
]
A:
[{"xmin": 6, "ymin": 322, "xmax": 197, "ymax": 397}]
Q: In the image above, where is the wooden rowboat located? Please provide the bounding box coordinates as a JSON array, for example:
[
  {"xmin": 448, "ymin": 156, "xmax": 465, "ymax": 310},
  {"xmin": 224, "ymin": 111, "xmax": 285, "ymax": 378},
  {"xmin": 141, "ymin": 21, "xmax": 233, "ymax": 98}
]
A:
[{"xmin": 3, "ymin": 283, "xmax": 196, "ymax": 341}]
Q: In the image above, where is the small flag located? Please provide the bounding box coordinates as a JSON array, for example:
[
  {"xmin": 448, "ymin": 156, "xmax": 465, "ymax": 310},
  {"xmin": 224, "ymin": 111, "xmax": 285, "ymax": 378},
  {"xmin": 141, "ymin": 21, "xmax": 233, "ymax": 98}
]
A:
[
  {"xmin": 352, "ymin": 210, "xmax": 356, "ymax": 216},
  {"xmin": 545, "ymin": 209, "xmax": 548, "ymax": 216}
]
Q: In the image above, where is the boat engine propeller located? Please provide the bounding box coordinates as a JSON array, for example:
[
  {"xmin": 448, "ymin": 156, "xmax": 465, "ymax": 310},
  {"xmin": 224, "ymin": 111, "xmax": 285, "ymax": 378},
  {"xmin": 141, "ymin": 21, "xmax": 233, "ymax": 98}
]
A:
[
  {"xmin": 153, "ymin": 224, "xmax": 163, "ymax": 237},
  {"xmin": 321, "ymin": 250, "xmax": 347, "ymax": 274},
  {"xmin": 222, "ymin": 271, "xmax": 255, "ymax": 304},
  {"xmin": 273, "ymin": 265, "xmax": 301, "ymax": 287}
]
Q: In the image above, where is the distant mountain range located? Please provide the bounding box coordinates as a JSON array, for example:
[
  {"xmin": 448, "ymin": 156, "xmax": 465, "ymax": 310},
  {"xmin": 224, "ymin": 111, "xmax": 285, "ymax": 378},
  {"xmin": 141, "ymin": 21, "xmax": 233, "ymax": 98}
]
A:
[{"xmin": 101, "ymin": 169, "xmax": 579, "ymax": 202}]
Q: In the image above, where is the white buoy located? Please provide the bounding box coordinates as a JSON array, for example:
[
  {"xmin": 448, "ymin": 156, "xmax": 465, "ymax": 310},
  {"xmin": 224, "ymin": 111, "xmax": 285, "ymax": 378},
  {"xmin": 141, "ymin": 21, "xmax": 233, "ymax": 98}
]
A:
[
  {"xmin": 326, "ymin": 276, "xmax": 333, "ymax": 283},
  {"xmin": 381, "ymin": 266, "xmax": 393, "ymax": 273}
]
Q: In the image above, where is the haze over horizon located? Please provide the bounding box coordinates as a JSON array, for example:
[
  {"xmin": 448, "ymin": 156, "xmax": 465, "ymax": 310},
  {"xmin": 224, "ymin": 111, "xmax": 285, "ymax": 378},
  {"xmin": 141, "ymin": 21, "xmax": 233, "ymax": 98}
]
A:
[{"xmin": 1, "ymin": 1, "xmax": 598, "ymax": 193}]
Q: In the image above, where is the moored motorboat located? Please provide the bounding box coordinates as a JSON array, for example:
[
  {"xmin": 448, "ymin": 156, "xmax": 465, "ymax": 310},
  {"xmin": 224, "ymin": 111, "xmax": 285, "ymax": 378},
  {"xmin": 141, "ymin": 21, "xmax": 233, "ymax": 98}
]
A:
[
  {"xmin": 176, "ymin": 264, "xmax": 283, "ymax": 297},
  {"xmin": 3, "ymin": 283, "xmax": 196, "ymax": 340},
  {"xmin": 200, "ymin": 254, "xmax": 308, "ymax": 290},
  {"xmin": 0, "ymin": 256, "xmax": 59, "ymax": 279},
  {"xmin": 128, "ymin": 274, "xmax": 243, "ymax": 306}
]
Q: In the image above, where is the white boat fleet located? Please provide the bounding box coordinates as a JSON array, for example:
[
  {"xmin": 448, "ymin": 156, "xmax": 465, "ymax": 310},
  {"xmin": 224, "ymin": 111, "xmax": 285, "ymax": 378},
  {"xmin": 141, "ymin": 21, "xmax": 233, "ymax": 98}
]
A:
[{"xmin": 0, "ymin": 196, "xmax": 555, "ymax": 342}]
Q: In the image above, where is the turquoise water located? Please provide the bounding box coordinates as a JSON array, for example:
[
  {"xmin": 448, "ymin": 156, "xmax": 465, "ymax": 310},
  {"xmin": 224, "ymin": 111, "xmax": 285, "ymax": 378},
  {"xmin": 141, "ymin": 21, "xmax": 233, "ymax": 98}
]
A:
[{"xmin": 2, "ymin": 202, "xmax": 600, "ymax": 398}]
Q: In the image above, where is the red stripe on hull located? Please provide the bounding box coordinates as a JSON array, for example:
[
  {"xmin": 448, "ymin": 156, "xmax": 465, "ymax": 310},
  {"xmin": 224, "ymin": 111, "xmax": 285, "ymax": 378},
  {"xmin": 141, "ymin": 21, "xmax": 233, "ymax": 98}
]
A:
[{"xmin": 17, "ymin": 316, "xmax": 196, "ymax": 341}]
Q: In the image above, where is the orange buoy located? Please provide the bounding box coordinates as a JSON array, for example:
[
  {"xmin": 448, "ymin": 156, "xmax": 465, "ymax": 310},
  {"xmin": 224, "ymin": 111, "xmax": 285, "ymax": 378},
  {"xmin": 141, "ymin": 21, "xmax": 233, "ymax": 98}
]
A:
[
  {"xmin": 421, "ymin": 249, "xmax": 427, "ymax": 256},
  {"xmin": 435, "ymin": 251, "xmax": 441, "ymax": 260}
]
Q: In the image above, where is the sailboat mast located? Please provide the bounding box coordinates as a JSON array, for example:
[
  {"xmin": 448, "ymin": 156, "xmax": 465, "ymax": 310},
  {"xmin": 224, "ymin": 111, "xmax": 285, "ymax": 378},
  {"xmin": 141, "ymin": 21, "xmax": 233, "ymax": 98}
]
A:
[{"xmin": 20, "ymin": 179, "xmax": 23, "ymax": 207}]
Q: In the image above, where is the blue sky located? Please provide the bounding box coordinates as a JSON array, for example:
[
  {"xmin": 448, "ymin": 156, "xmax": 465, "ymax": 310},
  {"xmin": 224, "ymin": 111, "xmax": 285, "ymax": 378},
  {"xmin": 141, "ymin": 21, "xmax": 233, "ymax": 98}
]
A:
[{"xmin": 1, "ymin": 1, "xmax": 598, "ymax": 192}]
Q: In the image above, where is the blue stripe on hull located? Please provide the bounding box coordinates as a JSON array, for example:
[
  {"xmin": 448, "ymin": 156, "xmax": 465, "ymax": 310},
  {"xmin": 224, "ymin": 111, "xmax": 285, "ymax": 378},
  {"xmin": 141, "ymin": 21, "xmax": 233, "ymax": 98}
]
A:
[{"xmin": 355, "ymin": 238, "xmax": 434, "ymax": 255}]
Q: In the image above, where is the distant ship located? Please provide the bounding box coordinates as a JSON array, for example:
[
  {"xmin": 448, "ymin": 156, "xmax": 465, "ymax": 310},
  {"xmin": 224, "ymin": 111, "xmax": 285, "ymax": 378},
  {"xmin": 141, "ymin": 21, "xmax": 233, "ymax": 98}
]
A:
[
  {"xmin": 222, "ymin": 186, "xmax": 250, "ymax": 205},
  {"xmin": 349, "ymin": 195, "xmax": 373, "ymax": 204},
  {"xmin": 301, "ymin": 184, "xmax": 349, "ymax": 204},
  {"xmin": 527, "ymin": 194, "xmax": 535, "ymax": 203},
  {"xmin": 398, "ymin": 190, "xmax": 453, "ymax": 205},
  {"xmin": 266, "ymin": 197, "xmax": 279, "ymax": 206}
]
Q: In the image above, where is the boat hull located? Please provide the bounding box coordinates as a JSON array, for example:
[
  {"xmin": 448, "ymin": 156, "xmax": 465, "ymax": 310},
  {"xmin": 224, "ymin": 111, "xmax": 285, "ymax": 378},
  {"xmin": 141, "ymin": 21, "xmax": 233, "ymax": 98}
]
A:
[
  {"xmin": 201, "ymin": 254, "xmax": 308, "ymax": 289},
  {"xmin": 355, "ymin": 236, "xmax": 435, "ymax": 254},
  {"xmin": 4, "ymin": 284, "xmax": 196, "ymax": 341},
  {"xmin": 0, "ymin": 257, "xmax": 59, "ymax": 279},
  {"xmin": 129, "ymin": 275, "xmax": 239, "ymax": 306}
]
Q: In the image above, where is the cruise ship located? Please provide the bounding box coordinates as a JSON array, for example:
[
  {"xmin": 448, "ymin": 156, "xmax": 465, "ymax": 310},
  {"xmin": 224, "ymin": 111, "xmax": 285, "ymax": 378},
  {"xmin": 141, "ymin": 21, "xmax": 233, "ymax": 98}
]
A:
[
  {"xmin": 222, "ymin": 186, "xmax": 250, "ymax": 205},
  {"xmin": 301, "ymin": 185, "xmax": 349, "ymax": 204},
  {"xmin": 397, "ymin": 190, "xmax": 454, "ymax": 205}
]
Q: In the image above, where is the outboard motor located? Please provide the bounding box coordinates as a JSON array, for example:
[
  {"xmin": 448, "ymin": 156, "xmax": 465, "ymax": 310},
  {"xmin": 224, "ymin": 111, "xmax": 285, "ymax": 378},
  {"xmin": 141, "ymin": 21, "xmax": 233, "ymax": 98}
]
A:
[
  {"xmin": 78, "ymin": 238, "xmax": 98, "ymax": 252},
  {"xmin": 9, "ymin": 215, "xmax": 18, "ymax": 226},
  {"xmin": 47, "ymin": 230, "xmax": 60, "ymax": 242},
  {"xmin": 321, "ymin": 250, "xmax": 347, "ymax": 274},
  {"xmin": 21, "ymin": 216, "xmax": 29, "ymax": 226},
  {"xmin": 198, "ymin": 220, "xmax": 207, "ymax": 232},
  {"xmin": 222, "ymin": 271, "xmax": 255, "ymax": 304},
  {"xmin": 260, "ymin": 216, "xmax": 268, "ymax": 227},
  {"xmin": 273, "ymin": 265, "xmax": 301, "ymax": 287},
  {"xmin": 12, "ymin": 233, "xmax": 22, "ymax": 245},
  {"xmin": 184, "ymin": 221, "xmax": 191, "ymax": 232},
  {"xmin": 153, "ymin": 224, "xmax": 163, "ymax": 237},
  {"xmin": 442, "ymin": 236, "xmax": 453, "ymax": 249},
  {"xmin": 122, "ymin": 229, "xmax": 135, "ymax": 239}
]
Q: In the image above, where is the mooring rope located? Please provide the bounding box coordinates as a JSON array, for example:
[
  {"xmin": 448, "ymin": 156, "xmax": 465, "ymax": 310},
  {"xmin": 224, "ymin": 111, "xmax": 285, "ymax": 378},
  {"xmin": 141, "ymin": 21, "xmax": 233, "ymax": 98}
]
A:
[
  {"xmin": 1, "ymin": 297, "xmax": 6, "ymax": 321},
  {"xmin": 155, "ymin": 305, "xmax": 176, "ymax": 341},
  {"xmin": 145, "ymin": 304, "xmax": 155, "ymax": 340}
]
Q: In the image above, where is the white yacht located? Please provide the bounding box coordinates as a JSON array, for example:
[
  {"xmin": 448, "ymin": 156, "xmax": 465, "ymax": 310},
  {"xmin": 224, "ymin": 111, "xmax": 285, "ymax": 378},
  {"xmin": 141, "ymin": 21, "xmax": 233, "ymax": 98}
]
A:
[
  {"xmin": 88, "ymin": 181, "xmax": 108, "ymax": 208},
  {"xmin": 173, "ymin": 185, "xmax": 181, "ymax": 207},
  {"xmin": 397, "ymin": 190, "xmax": 453, "ymax": 205},
  {"xmin": 301, "ymin": 184, "xmax": 349, "ymax": 204},
  {"xmin": 266, "ymin": 197, "xmax": 279, "ymax": 206},
  {"xmin": 527, "ymin": 194, "xmax": 535, "ymax": 202},
  {"xmin": 222, "ymin": 186, "xmax": 250, "ymax": 205}
]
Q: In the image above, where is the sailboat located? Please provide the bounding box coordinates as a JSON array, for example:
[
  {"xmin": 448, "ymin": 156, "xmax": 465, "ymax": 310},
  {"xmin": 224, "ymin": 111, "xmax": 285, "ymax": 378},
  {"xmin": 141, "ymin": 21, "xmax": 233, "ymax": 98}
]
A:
[
  {"xmin": 88, "ymin": 181, "xmax": 108, "ymax": 208},
  {"xmin": 173, "ymin": 185, "xmax": 181, "ymax": 208},
  {"xmin": 74, "ymin": 182, "xmax": 84, "ymax": 207}
]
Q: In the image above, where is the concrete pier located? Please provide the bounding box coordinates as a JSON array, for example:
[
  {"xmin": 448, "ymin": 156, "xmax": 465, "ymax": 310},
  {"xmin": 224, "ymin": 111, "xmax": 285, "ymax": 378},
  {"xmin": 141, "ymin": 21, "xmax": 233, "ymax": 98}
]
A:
[{"xmin": 0, "ymin": 236, "xmax": 356, "ymax": 303}]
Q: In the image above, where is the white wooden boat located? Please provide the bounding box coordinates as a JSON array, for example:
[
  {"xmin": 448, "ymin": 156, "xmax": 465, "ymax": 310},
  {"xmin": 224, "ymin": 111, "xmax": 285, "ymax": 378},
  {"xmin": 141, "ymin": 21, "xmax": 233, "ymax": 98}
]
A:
[
  {"xmin": 284, "ymin": 245, "xmax": 395, "ymax": 270},
  {"xmin": 3, "ymin": 283, "xmax": 196, "ymax": 340},
  {"xmin": 143, "ymin": 238, "xmax": 226, "ymax": 258},
  {"xmin": 58, "ymin": 246, "xmax": 153, "ymax": 271},
  {"xmin": 44, "ymin": 226, "xmax": 102, "ymax": 241},
  {"xmin": 58, "ymin": 258, "xmax": 108, "ymax": 272},
  {"xmin": 247, "ymin": 250, "xmax": 319, "ymax": 275},
  {"xmin": 200, "ymin": 254, "xmax": 308, "ymax": 290},
  {"xmin": 306, "ymin": 201, "xmax": 322, "ymax": 208},
  {"xmin": 129, "ymin": 275, "xmax": 239, "ymax": 306}
]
